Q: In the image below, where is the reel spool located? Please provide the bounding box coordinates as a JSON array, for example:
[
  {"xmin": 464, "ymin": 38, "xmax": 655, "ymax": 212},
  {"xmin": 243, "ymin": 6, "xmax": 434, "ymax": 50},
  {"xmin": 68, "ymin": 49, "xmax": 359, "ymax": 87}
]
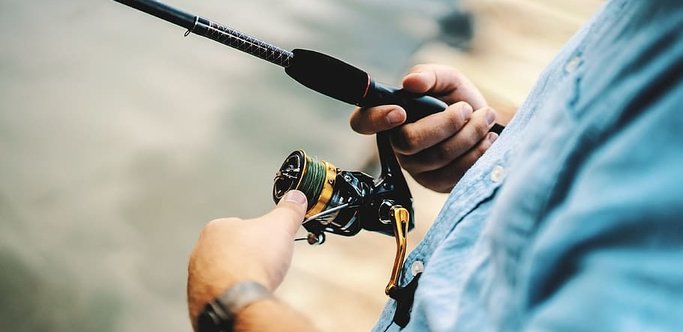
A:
[{"xmin": 273, "ymin": 150, "xmax": 371, "ymax": 244}]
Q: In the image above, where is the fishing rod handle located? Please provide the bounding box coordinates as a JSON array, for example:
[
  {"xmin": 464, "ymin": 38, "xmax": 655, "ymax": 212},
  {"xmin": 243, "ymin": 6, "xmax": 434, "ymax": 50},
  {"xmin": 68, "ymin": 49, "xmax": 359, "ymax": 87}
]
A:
[
  {"xmin": 362, "ymin": 81, "xmax": 447, "ymax": 124},
  {"xmin": 361, "ymin": 81, "xmax": 504, "ymax": 134}
]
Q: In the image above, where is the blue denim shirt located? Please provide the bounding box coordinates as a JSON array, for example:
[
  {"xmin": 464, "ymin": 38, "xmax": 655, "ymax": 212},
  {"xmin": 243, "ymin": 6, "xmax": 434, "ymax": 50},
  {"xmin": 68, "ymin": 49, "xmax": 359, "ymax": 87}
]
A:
[{"xmin": 373, "ymin": 1, "xmax": 683, "ymax": 331}]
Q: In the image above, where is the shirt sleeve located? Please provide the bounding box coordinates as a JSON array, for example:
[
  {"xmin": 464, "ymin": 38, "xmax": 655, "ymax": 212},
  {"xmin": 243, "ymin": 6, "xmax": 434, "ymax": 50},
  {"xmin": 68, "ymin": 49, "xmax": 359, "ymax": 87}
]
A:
[{"xmin": 521, "ymin": 58, "xmax": 683, "ymax": 331}]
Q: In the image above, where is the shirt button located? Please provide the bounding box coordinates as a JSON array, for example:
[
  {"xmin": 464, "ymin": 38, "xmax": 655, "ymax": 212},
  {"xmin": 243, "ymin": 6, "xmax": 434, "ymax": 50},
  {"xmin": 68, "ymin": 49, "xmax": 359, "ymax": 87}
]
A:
[
  {"xmin": 564, "ymin": 56, "xmax": 582, "ymax": 74},
  {"xmin": 411, "ymin": 260, "xmax": 425, "ymax": 276},
  {"xmin": 490, "ymin": 165, "xmax": 506, "ymax": 183}
]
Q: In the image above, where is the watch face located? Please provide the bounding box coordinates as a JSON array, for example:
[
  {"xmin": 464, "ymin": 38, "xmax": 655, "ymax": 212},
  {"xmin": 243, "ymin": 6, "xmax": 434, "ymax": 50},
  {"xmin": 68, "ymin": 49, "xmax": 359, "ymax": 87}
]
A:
[{"xmin": 197, "ymin": 302, "xmax": 233, "ymax": 332}]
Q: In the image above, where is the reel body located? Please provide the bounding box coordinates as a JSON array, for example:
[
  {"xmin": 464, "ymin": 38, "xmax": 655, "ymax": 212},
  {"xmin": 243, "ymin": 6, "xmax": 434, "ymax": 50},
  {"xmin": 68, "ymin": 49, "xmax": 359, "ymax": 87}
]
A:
[{"xmin": 273, "ymin": 134, "xmax": 414, "ymax": 244}]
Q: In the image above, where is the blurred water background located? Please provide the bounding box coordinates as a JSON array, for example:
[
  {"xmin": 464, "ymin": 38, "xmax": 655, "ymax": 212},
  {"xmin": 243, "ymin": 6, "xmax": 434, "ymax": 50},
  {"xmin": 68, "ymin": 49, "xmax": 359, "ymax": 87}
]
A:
[{"xmin": 0, "ymin": 0, "xmax": 456, "ymax": 330}]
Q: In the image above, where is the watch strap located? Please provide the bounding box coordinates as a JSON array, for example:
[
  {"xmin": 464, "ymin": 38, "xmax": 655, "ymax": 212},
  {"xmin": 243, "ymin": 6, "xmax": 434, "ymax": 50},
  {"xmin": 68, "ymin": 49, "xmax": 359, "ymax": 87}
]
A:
[{"xmin": 197, "ymin": 281, "xmax": 273, "ymax": 332}]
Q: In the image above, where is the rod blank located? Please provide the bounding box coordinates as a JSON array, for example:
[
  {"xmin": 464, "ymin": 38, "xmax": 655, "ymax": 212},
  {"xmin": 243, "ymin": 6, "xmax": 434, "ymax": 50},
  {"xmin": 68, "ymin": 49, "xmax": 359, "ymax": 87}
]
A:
[
  {"xmin": 114, "ymin": 0, "xmax": 195, "ymax": 29},
  {"xmin": 114, "ymin": 0, "xmax": 293, "ymax": 67}
]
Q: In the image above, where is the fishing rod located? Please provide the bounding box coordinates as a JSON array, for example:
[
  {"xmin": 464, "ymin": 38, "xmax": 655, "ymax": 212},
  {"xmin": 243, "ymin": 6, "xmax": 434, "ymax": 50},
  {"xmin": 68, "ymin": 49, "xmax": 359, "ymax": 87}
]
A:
[
  {"xmin": 113, "ymin": 0, "xmax": 505, "ymax": 130},
  {"xmin": 114, "ymin": 2, "xmax": 502, "ymax": 323}
]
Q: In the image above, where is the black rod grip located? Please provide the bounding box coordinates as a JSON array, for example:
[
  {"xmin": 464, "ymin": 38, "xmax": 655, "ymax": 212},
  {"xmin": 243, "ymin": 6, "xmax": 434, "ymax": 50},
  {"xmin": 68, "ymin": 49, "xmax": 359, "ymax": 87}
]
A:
[
  {"xmin": 361, "ymin": 81, "xmax": 448, "ymax": 124},
  {"xmin": 361, "ymin": 81, "xmax": 504, "ymax": 134},
  {"xmin": 286, "ymin": 49, "xmax": 504, "ymax": 134}
]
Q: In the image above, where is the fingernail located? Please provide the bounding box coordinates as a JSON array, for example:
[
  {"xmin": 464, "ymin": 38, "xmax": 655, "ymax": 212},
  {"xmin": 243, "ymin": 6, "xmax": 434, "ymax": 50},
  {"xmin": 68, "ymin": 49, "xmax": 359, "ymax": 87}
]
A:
[
  {"xmin": 486, "ymin": 110, "xmax": 496, "ymax": 126},
  {"xmin": 460, "ymin": 104, "xmax": 473, "ymax": 120},
  {"xmin": 284, "ymin": 190, "xmax": 307, "ymax": 206},
  {"xmin": 386, "ymin": 109, "xmax": 405, "ymax": 125},
  {"xmin": 488, "ymin": 132, "xmax": 499, "ymax": 143}
]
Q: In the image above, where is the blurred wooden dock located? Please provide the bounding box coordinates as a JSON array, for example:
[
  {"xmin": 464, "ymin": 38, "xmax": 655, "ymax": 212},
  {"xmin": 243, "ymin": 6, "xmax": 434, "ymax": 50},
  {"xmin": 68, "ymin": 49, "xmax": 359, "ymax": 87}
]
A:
[{"xmin": 278, "ymin": 1, "xmax": 602, "ymax": 331}]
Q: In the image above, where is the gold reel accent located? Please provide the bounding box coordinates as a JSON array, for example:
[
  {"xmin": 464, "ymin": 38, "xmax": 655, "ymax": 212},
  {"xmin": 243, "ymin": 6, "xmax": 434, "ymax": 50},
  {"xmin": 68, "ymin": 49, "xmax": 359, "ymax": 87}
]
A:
[
  {"xmin": 385, "ymin": 206, "xmax": 410, "ymax": 295},
  {"xmin": 305, "ymin": 160, "xmax": 337, "ymax": 218}
]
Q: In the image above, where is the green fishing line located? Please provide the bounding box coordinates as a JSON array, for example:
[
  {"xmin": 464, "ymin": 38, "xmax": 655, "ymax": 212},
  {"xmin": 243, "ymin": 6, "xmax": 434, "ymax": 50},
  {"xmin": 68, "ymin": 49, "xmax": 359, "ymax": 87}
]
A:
[{"xmin": 299, "ymin": 153, "xmax": 325, "ymax": 210}]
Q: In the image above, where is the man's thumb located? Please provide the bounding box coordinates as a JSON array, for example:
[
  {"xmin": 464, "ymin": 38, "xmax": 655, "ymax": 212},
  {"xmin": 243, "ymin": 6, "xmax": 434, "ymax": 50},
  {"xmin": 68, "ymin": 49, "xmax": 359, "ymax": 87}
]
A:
[{"xmin": 267, "ymin": 190, "xmax": 308, "ymax": 235}]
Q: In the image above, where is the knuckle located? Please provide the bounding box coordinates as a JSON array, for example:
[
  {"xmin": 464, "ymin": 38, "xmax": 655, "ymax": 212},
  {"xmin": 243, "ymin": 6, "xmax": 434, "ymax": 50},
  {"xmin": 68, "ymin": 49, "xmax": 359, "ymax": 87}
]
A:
[
  {"xmin": 205, "ymin": 217, "xmax": 238, "ymax": 230},
  {"xmin": 448, "ymin": 66, "xmax": 463, "ymax": 77},
  {"xmin": 393, "ymin": 127, "xmax": 421, "ymax": 154},
  {"xmin": 479, "ymin": 106, "xmax": 494, "ymax": 114},
  {"xmin": 453, "ymin": 102, "xmax": 473, "ymax": 120},
  {"xmin": 205, "ymin": 218, "xmax": 224, "ymax": 228},
  {"xmin": 475, "ymin": 109, "xmax": 493, "ymax": 135},
  {"xmin": 477, "ymin": 123, "xmax": 490, "ymax": 138},
  {"xmin": 435, "ymin": 142, "xmax": 455, "ymax": 162},
  {"xmin": 446, "ymin": 110, "xmax": 465, "ymax": 129},
  {"xmin": 201, "ymin": 219, "xmax": 224, "ymax": 236},
  {"xmin": 408, "ymin": 64, "xmax": 430, "ymax": 74}
]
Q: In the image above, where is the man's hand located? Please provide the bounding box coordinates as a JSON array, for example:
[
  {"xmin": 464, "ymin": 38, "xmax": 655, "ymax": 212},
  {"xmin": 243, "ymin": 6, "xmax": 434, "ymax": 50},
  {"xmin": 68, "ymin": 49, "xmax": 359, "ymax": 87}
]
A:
[
  {"xmin": 187, "ymin": 190, "xmax": 308, "ymax": 327},
  {"xmin": 349, "ymin": 64, "xmax": 500, "ymax": 193}
]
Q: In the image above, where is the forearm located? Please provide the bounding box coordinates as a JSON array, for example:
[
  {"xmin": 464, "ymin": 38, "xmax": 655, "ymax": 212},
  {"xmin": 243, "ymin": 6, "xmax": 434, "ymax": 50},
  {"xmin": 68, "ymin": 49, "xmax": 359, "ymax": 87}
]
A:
[
  {"xmin": 187, "ymin": 192, "xmax": 312, "ymax": 332},
  {"xmin": 234, "ymin": 298, "xmax": 317, "ymax": 332}
]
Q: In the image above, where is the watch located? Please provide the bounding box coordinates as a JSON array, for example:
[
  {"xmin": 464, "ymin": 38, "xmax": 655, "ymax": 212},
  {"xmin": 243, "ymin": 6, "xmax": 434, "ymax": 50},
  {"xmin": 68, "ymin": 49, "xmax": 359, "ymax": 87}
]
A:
[{"xmin": 196, "ymin": 281, "xmax": 273, "ymax": 332}]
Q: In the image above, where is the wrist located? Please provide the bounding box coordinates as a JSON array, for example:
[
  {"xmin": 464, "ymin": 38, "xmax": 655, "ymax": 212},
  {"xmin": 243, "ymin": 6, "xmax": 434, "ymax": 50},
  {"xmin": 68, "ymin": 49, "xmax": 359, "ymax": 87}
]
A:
[{"xmin": 194, "ymin": 281, "xmax": 273, "ymax": 332}]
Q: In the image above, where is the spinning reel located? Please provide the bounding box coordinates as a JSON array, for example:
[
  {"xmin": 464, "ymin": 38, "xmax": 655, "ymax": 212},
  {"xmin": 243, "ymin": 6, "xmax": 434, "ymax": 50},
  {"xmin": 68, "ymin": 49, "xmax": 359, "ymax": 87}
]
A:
[{"xmin": 273, "ymin": 132, "xmax": 412, "ymax": 296}]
